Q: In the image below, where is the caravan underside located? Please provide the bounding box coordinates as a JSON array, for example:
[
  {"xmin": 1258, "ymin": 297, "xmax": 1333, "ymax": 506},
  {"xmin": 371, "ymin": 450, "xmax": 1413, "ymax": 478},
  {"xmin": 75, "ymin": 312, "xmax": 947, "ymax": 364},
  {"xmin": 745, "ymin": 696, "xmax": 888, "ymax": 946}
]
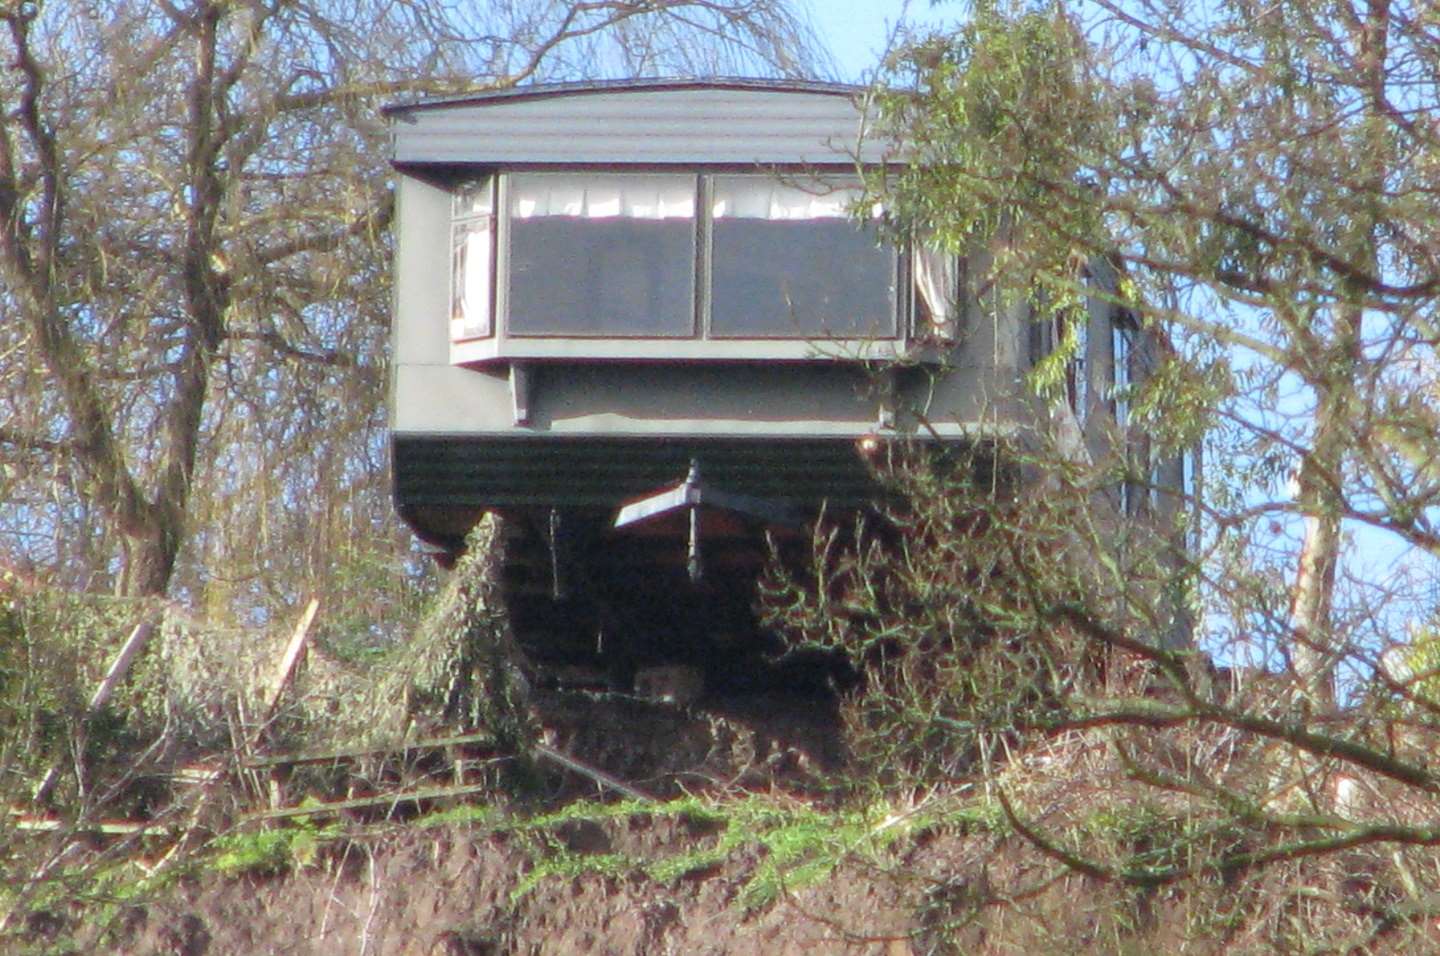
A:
[{"xmin": 393, "ymin": 433, "xmax": 989, "ymax": 700}]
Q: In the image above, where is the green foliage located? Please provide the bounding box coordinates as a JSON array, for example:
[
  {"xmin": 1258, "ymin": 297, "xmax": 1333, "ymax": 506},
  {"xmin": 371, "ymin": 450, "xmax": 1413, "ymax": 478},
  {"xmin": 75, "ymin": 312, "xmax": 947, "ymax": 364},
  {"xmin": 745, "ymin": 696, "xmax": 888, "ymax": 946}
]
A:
[
  {"xmin": 1399, "ymin": 620, "xmax": 1440, "ymax": 710},
  {"xmin": 344, "ymin": 518, "xmax": 536, "ymax": 750},
  {"xmin": 1025, "ymin": 293, "xmax": 1087, "ymax": 400},
  {"xmin": 495, "ymin": 791, "xmax": 997, "ymax": 913},
  {"xmin": 0, "ymin": 837, "xmax": 191, "ymax": 955},
  {"xmin": 510, "ymin": 794, "xmax": 715, "ymax": 832},
  {"xmin": 870, "ymin": 2, "xmax": 1105, "ymax": 305},
  {"xmin": 511, "ymin": 851, "xmax": 635, "ymax": 904},
  {"xmin": 764, "ymin": 444, "xmax": 1188, "ymax": 788},
  {"xmin": 1081, "ymin": 803, "xmax": 1244, "ymax": 882},
  {"xmin": 727, "ymin": 801, "xmax": 885, "ymax": 910},
  {"xmin": 416, "ymin": 802, "xmax": 504, "ymax": 829},
  {"xmin": 207, "ymin": 814, "xmax": 341, "ymax": 876},
  {"xmin": 0, "ymin": 587, "xmax": 159, "ymax": 796},
  {"xmin": 314, "ymin": 544, "xmax": 437, "ymax": 665}
]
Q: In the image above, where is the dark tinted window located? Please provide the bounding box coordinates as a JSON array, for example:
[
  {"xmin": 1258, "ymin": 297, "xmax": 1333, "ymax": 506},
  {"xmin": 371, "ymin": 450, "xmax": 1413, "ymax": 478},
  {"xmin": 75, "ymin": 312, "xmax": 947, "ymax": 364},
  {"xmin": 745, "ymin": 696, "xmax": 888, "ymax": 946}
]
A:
[
  {"xmin": 507, "ymin": 174, "xmax": 695, "ymax": 337},
  {"xmin": 709, "ymin": 177, "xmax": 895, "ymax": 339}
]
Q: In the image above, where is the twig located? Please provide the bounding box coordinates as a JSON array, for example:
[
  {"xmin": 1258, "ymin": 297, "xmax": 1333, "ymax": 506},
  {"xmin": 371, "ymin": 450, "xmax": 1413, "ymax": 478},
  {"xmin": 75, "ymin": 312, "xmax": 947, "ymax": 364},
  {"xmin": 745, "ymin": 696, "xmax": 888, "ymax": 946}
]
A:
[
  {"xmin": 237, "ymin": 730, "xmax": 498, "ymax": 770},
  {"xmin": 535, "ymin": 743, "xmax": 657, "ymax": 803}
]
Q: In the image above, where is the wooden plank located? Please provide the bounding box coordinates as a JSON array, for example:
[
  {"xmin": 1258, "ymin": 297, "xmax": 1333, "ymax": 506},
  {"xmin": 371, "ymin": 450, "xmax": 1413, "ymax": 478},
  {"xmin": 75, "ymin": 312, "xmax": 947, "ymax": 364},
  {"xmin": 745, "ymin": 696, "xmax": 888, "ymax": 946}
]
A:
[
  {"xmin": 238, "ymin": 731, "xmax": 499, "ymax": 770},
  {"xmin": 253, "ymin": 598, "xmax": 319, "ymax": 811},
  {"xmin": 8, "ymin": 807, "xmax": 170, "ymax": 836},
  {"xmin": 90, "ymin": 619, "xmax": 159, "ymax": 713},
  {"xmin": 245, "ymin": 780, "xmax": 501, "ymax": 821},
  {"xmin": 260, "ymin": 597, "xmax": 320, "ymax": 726},
  {"xmin": 237, "ymin": 739, "xmax": 653, "ymax": 823},
  {"xmin": 246, "ymin": 743, "xmax": 655, "ymax": 821},
  {"xmin": 153, "ymin": 599, "xmax": 322, "ymax": 867},
  {"xmin": 33, "ymin": 618, "xmax": 159, "ymax": 805}
]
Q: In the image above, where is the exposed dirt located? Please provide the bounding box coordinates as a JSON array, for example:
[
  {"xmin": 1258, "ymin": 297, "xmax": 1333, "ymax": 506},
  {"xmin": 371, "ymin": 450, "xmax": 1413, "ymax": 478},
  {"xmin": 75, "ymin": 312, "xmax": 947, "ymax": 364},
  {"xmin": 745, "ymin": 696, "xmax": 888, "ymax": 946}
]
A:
[
  {"xmin": 24, "ymin": 691, "xmax": 1440, "ymax": 954},
  {"xmin": 90, "ymin": 812, "xmax": 1159, "ymax": 956},
  {"xmin": 54, "ymin": 689, "xmax": 896, "ymax": 956},
  {"xmin": 109, "ymin": 822, "xmax": 900, "ymax": 955}
]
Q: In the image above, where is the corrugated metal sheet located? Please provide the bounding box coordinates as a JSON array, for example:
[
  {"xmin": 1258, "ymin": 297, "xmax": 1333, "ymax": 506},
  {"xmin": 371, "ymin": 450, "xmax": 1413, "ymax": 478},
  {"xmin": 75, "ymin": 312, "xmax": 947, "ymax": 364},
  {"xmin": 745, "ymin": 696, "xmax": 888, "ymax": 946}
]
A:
[{"xmin": 390, "ymin": 85, "xmax": 892, "ymax": 167}]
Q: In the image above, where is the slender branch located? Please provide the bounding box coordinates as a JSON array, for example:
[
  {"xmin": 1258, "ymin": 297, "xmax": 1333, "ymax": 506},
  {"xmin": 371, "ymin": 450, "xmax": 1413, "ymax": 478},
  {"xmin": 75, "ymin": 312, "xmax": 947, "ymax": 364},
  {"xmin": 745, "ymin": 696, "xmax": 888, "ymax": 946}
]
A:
[
  {"xmin": 1002, "ymin": 757, "xmax": 1440, "ymax": 890},
  {"xmin": 996, "ymin": 785, "xmax": 1140, "ymax": 883},
  {"xmin": 251, "ymin": 191, "xmax": 393, "ymax": 267},
  {"xmin": 0, "ymin": 426, "xmax": 72, "ymax": 454},
  {"xmin": 224, "ymin": 330, "xmax": 363, "ymax": 370}
]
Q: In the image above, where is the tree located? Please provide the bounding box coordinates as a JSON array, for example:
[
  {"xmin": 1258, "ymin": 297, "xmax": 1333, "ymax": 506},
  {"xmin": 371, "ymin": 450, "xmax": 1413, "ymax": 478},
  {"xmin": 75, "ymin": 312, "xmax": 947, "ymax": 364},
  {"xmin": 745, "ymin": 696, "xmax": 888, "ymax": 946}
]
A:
[
  {"xmin": 760, "ymin": 1, "xmax": 1440, "ymax": 944},
  {"xmin": 0, "ymin": 0, "xmax": 823, "ymax": 605},
  {"xmin": 871, "ymin": 0, "xmax": 1439, "ymax": 708}
]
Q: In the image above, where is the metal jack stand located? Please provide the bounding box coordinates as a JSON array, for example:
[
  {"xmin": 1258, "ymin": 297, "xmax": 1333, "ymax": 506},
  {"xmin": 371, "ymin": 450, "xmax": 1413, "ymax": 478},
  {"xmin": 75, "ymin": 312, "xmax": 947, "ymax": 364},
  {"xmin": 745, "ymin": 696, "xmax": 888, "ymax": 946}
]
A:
[{"xmin": 613, "ymin": 458, "xmax": 800, "ymax": 583}]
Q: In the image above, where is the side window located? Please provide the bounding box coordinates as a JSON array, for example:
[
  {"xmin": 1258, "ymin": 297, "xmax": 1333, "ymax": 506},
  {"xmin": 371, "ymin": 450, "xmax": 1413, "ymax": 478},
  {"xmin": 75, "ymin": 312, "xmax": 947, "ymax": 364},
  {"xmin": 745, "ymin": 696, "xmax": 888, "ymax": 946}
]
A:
[
  {"xmin": 1027, "ymin": 302, "xmax": 1089, "ymax": 423},
  {"xmin": 1111, "ymin": 319, "xmax": 1134, "ymax": 431},
  {"xmin": 451, "ymin": 178, "xmax": 494, "ymax": 340},
  {"xmin": 1066, "ymin": 310, "xmax": 1089, "ymax": 423},
  {"xmin": 506, "ymin": 173, "xmax": 696, "ymax": 337},
  {"xmin": 709, "ymin": 177, "xmax": 895, "ymax": 339},
  {"xmin": 1113, "ymin": 315, "xmax": 1166, "ymax": 518},
  {"xmin": 1181, "ymin": 443, "xmax": 1198, "ymax": 502},
  {"xmin": 1112, "ymin": 319, "xmax": 1142, "ymax": 514}
]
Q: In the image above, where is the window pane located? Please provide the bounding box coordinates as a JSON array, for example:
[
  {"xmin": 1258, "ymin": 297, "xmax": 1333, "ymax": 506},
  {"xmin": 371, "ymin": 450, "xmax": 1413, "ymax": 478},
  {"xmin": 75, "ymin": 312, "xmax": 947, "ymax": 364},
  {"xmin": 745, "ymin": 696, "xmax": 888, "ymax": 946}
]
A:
[
  {"xmin": 507, "ymin": 174, "xmax": 695, "ymax": 337},
  {"xmin": 450, "ymin": 178, "xmax": 494, "ymax": 341},
  {"xmin": 710, "ymin": 177, "xmax": 895, "ymax": 339},
  {"xmin": 454, "ymin": 179, "xmax": 494, "ymax": 218},
  {"xmin": 451, "ymin": 217, "xmax": 493, "ymax": 340},
  {"xmin": 1111, "ymin": 324, "xmax": 1133, "ymax": 429},
  {"xmin": 1067, "ymin": 314, "xmax": 1088, "ymax": 420}
]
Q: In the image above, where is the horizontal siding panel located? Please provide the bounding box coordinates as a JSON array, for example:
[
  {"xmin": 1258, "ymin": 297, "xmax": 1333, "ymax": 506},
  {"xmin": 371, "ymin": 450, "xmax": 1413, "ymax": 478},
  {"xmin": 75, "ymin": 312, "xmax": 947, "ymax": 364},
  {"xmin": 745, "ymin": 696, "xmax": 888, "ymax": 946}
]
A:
[
  {"xmin": 392, "ymin": 88, "xmax": 890, "ymax": 166},
  {"xmin": 392, "ymin": 436, "xmax": 882, "ymax": 512}
]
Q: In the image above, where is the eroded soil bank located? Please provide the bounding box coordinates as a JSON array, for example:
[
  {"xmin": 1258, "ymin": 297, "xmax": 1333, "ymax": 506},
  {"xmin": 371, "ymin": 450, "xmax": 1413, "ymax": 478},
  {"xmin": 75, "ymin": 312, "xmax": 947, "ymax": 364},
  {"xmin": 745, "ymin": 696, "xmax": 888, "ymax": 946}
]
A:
[{"xmin": 87, "ymin": 813, "xmax": 1164, "ymax": 956}]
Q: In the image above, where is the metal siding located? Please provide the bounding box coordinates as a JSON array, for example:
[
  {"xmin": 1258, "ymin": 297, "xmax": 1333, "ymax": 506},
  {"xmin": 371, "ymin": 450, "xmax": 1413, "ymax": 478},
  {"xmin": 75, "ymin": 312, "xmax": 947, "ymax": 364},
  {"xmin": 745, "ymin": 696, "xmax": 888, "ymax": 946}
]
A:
[
  {"xmin": 391, "ymin": 363, "xmax": 886, "ymax": 436},
  {"xmin": 392, "ymin": 176, "xmax": 452, "ymax": 367},
  {"xmin": 390, "ymin": 361, "xmax": 1014, "ymax": 438},
  {"xmin": 392, "ymin": 435, "xmax": 882, "ymax": 511},
  {"xmin": 392, "ymin": 89, "xmax": 887, "ymax": 166}
]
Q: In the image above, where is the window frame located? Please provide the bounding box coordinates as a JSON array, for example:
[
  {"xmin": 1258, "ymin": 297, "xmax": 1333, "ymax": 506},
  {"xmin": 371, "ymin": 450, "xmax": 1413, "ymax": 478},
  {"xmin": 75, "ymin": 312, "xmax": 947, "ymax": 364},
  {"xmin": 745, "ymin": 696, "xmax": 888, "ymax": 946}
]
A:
[
  {"xmin": 449, "ymin": 177, "xmax": 496, "ymax": 342},
  {"xmin": 447, "ymin": 168, "xmax": 937, "ymax": 364}
]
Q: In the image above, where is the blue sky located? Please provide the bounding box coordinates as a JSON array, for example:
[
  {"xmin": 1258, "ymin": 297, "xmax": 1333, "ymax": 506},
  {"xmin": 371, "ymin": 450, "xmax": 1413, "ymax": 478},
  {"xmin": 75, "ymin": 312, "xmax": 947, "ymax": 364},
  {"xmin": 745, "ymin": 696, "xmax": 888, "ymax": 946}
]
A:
[{"xmin": 805, "ymin": 0, "xmax": 961, "ymax": 80}]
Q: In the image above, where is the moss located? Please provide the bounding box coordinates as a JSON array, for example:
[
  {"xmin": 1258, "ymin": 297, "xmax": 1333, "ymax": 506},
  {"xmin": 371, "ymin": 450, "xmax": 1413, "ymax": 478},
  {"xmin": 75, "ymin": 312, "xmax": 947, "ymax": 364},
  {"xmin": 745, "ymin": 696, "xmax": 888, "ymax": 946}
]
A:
[{"xmin": 207, "ymin": 816, "xmax": 342, "ymax": 876}]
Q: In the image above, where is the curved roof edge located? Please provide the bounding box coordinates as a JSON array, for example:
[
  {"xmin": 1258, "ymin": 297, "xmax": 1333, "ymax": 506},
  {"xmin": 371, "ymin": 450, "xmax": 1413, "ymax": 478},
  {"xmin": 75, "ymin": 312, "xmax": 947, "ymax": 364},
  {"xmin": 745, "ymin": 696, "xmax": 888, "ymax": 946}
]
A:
[{"xmin": 382, "ymin": 76, "xmax": 866, "ymax": 117}]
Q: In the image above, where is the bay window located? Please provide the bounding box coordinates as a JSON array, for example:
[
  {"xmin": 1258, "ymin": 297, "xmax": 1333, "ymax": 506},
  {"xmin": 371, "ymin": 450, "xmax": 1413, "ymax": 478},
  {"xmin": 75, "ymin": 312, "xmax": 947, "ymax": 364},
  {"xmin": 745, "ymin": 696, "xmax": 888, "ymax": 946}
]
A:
[{"xmin": 447, "ymin": 171, "xmax": 950, "ymax": 353}]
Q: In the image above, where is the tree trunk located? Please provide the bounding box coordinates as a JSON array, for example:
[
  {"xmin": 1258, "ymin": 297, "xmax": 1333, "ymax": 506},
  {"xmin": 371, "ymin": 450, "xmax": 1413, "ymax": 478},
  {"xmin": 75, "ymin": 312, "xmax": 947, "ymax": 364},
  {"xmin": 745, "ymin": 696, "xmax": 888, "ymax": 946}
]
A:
[
  {"xmin": 1289, "ymin": 1, "xmax": 1391, "ymax": 711},
  {"xmin": 1288, "ymin": 434, "xmax": 1342, "ymax": 710}
]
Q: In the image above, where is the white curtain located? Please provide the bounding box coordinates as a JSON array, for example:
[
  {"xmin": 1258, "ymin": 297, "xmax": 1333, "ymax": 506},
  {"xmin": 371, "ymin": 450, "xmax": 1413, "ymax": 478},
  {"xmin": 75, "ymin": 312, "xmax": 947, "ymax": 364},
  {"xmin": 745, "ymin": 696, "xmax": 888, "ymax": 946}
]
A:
[
  {"xmin": 712, "ymin": 177, "xmax": 858, "ymax": 220},
  {"xmin": 451, "ymin": 219, "xmax": 492, "ymax": 339},
  {"xmin": 509, "ymin": 174, "xmax": 695, "ymax": 220},
  {"xmin": 453, "ymin": 178, "xmax": 493, "ymax": 218},
  {"xmin": 510, "ymin": 174, "xmax": 868, "ymax": 221},
  {"xmin": 914, "ymin": 245, "xmax": 957, "ymax": 340}
]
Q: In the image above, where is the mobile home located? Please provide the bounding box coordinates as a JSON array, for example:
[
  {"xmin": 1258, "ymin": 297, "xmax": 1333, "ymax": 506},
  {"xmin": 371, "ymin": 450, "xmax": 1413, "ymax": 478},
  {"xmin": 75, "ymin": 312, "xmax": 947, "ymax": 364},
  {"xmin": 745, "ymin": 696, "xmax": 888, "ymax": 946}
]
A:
[{"xmin": 385, "ymin": 79, "xmax": 1169, "ymax": 684}]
